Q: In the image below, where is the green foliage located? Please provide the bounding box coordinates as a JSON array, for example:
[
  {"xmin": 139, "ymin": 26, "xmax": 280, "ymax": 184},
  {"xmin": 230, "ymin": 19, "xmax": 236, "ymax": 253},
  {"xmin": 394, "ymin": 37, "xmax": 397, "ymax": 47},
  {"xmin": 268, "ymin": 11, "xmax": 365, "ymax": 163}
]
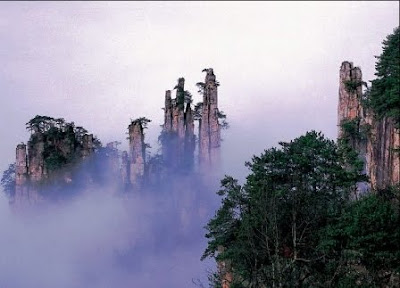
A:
[
  {"xmin": 202, "ymin": 131, "xmax": 365, "ymax": 287},
  {"xmin": 203, "ymin": 130, "xmax": 399, "ymax": 286},
  {"xmin": 368, "ymin": 26, "xmax": 400, "ymax": 127},
  {"xmin": 184, "ymin": 90, "xmax": 193, "ymax": 104},
  {"xmin": 174, "ymin": 78, "xmax": 185, "ymax": 107},
  {"xmin": 340, "ymin": 118, "xmax": 360, "ymax": 137},
  {"xmin": 25, "ymin": 115, "xmax": 100, "ymax": 175},
  {"xmin": 1, "ymin": 163, "xmax": 16, "ymax": 198},
  {"xmin": 344, "ymin": 80, "xmax": 366, "ymax": 93},
  {"xmin": 196, "ymin": 82, "xmax": 205, "ymax": 95},
  {"xmin": 193, "ymin": 102, "xmax": 203, "ymax": 121},
  {"xmin": 217, "ymin": 110, "xmax": 229, "ymax": 130},
  {"xmin": 26, "ymin": 115, "xmax": 67, "ymax": 134},
  {"xmin": 339, "ymin": 117, "xmax": 371, "ymax": 145},
  {"xmin": 319, "ymin": 193, "xmax": 400, "ymax": 285},
  {"xmin": 130, "ymin": 117, "xmax": 151, "ymax": 130},
  {"xmin": 43, "ymin": 148, "xmax": 68, "ymax": 171}
]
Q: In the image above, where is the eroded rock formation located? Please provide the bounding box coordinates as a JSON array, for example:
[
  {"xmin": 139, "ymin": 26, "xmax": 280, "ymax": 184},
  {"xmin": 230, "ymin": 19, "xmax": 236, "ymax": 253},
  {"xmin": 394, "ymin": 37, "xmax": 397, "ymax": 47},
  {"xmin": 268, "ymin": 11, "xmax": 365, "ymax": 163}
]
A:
[
  {"xmin": 14, "ymin": 144, "xmax": 29, "ymax": 204},
  {"xmin": 11, "ymin": 69, "xmax": 224, "ymax": 203},
  {"xmin": 162, "ymin": 78, "xmax": 195, "ymax": 171},
  {"xmin": 365, "ymin": 112, "xmax": 400, "ymax": 190},
  {"xmin": 13, "ymin": 121, "xmax": 95, "ymax": 206},
  {"xmin": 338, "ymin": 61, "xmax": 400, "ymax": 191},
  {"xmin": 128, "ymin": 120, "xmax": 146, "ymax": 187},
  {"xmin": 199, "ymin": 68, "xmax": 221, "ymax": 169},
  {"xmin": 338, "ymin": 61, "xmax": 363, "ymax": 139}
]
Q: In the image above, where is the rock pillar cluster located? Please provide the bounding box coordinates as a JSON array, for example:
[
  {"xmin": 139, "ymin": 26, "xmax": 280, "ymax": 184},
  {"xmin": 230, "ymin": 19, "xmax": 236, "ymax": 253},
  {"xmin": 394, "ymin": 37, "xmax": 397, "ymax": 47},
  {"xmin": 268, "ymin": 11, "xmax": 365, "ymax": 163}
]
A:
[
  {"xmin": 199, "ymin": 68, "xmax": 221, "ymax": 169},
  {"xmin": 162, "ymin": 78, "xmax": 195, "ymax": 171},
  {"xmin": 13, "ymin": 126, "xmax": 95, "ymax": 205},
  {"xmin": 338, "ymin": 61, "xmax": 400, "ymax": 191}
]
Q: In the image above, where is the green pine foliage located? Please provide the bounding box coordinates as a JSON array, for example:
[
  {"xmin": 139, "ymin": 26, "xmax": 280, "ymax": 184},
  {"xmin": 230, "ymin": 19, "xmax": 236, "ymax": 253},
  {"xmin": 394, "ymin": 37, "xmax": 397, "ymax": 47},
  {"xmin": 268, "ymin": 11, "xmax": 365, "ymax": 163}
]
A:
[
  {"xmin": 202, "ymin": 131, "xmax": 399, "ymax": 287},
  {"xmin": 368, "ymin": 27, "xmax": 400, "ymax": 127}
]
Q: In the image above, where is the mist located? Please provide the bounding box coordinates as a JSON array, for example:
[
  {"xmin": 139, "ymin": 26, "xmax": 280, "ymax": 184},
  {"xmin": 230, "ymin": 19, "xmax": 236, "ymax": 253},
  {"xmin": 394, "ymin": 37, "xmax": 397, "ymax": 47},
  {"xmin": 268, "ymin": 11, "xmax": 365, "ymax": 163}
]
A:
[{"xmin": 0, "ymin": 154, "xmax": 224, "ymax": 287}]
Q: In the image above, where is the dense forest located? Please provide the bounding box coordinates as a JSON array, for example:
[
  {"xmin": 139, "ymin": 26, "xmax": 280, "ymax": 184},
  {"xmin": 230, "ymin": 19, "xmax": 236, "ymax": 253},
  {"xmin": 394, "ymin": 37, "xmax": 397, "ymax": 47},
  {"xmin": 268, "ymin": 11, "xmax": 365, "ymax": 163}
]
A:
[{"xmin": 201, "ymin": 27, "xmax": 399, "ymax": 287}]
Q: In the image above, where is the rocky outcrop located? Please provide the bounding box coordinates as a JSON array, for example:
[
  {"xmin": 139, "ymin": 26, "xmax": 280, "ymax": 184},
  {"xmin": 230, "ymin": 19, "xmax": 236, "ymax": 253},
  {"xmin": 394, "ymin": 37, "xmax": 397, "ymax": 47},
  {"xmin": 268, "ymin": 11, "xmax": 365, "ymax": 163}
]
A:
[
  {"xmin": 199, "ymin": 68, "xmax": 220, "ymax": 169},
  {"xmin": 13, "ymin": 119, "xmax": 96, "ymax": 205},
  {"xmin": 338, "ymin": 61, "xmax": 400, "ymax": 191}
]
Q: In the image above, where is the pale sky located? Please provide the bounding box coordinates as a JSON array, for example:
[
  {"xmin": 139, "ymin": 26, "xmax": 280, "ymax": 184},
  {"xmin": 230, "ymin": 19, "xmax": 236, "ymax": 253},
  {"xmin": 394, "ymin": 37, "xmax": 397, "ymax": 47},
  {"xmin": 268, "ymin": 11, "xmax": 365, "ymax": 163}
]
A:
[{"xmin": 1, "ymin": 1, "xmax": 399, "ymax": 181}]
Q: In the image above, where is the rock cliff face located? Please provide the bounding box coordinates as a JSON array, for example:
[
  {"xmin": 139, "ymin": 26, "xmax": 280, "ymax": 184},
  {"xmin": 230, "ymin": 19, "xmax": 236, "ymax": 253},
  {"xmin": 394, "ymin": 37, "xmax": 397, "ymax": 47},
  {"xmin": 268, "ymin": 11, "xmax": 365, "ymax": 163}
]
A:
[
  {"xmin": 365, "ymin": 114, "xmax": 400, "ymax": 190},
  {"xmin": 338, "ymin": 61, "xmax": 400, "ymax": 191},
  {"xmin": 199, "ymin": 68, "xmax": 221, "ymax": 169}
]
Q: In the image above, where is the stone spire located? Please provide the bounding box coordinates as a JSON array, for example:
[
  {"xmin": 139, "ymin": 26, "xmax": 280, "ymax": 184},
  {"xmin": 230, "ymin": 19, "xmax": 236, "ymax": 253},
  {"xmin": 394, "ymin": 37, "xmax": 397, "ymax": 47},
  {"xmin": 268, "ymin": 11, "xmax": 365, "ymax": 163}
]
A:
[
  {"xmin": 338, "ymin": 61, "xmax": 363, "ymax": 139},
  {"xmin": 199, "ymin": 68, "xmax": 220, "ymax": 168},
  {"xmin": 14, "ymin": 144, "xmax": 28, "ymax": 205},
  {"xmin": 128, "ymin": 121, "xmax": 146, "ymax": 187},
  {"xmin": 184, "ymin": 102, "xmax": 195, "ymax": 169},
  {"xmin": 81, "ymin": 134, "xmax": 94, "ymax": 158},
  {"xmin": 27, "ymin": 128, "xmax": 45, "ymax": 183},
  {"xmin": 164, "ymin": 90, "xmax": 173, "ymax": 132}
]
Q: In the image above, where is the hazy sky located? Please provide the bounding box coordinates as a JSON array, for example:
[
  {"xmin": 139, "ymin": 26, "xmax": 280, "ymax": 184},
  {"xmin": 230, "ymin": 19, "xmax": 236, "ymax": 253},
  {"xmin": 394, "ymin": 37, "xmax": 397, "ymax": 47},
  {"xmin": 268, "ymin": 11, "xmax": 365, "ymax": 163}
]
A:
[
  {"xmin": 0, "ymin": 2, "xmax": 399, "ymax": 287},
  {"xmin": 0, "ymin": 1, "xmax": 399, "ymax": 181}
]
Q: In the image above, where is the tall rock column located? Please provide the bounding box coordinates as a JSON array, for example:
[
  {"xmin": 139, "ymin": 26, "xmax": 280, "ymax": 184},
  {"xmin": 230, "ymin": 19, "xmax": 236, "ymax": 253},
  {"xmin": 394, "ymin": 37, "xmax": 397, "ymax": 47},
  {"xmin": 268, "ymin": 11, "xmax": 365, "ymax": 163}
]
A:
[
  {"xmin": 27, "ymin": 129, "xmax": 45, "ymax": 183},
  {"xmin": 338, "ymin": 61, "xmax": 363, "ymax": 139},
  {"xmin": 128, "ymin": 121, "xmax": 145, "ymax": 188},
  {"xmin": 26, "ymin": 128, "xmax": 45, "ymax": 203},
  {"xmin": 199, "ymin": 68, "xmax": 221, "ymax": 169},
  {"xmin": 121, "ymin": 151, "xmax": 129, "ymax": 189},
  {"xmin": 176, "ymin": 78, "xmax": 186, "ymax": 139},
  {"xmin": 164, "ymin": 90, "xmax": 173, "ymax": 132},
  {"xmin": 184, "ymin": 103, "xmax": 195, "ymax": 170},
  {"xmin": 337, "ymin": 61, "xmax": 368, "ymax": 196},
  {"xmin": 14, "ymin": 144, "xmax": 28, "ymax": 205},
  {"xmin": 81, "ymin": 134, "xmax": 94, "ymax": 158}
]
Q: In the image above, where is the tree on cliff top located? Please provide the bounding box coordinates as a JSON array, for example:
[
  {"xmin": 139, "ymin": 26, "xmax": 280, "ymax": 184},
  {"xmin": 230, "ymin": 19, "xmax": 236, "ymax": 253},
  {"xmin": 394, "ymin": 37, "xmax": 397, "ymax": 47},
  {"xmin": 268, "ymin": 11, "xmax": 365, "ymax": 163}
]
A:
[
  {"xmin": 368, "ymin": 26, "xmax": 399, "ymax": 127},
  {"xmin": 129, "ymin": 117, "xmax": 151, "ymax": 130}
]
